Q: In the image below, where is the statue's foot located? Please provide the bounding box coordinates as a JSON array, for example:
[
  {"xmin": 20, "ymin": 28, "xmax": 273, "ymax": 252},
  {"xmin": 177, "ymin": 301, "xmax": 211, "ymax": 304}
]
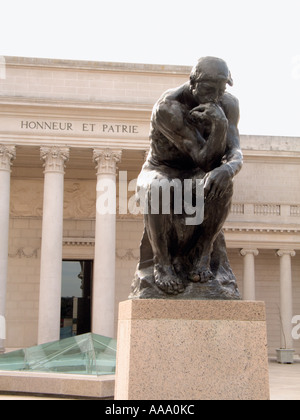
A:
[
  {"xmin": 189, "ymin": 266, "xmax": 214, "ymax": 283},
  {"xmin": 172, "ymin": 258, "xmax": 190, "ymax": 287},
  {"xmin": 154, "ymin": 264, "xmax": 185, "ymax": 295}
]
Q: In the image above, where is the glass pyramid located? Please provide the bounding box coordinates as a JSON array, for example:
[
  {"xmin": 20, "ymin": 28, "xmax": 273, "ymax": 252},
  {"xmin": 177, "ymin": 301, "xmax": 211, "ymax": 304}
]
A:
[{"xmin": 0, "ymin": 333, "xmax": 116, "ymax": 376}]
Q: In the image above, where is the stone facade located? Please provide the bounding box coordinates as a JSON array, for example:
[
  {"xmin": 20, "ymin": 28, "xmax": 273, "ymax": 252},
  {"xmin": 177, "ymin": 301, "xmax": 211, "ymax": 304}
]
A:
[{"xmin": 0, "ymin": 57, "xmax": 299, "ymax": 356}]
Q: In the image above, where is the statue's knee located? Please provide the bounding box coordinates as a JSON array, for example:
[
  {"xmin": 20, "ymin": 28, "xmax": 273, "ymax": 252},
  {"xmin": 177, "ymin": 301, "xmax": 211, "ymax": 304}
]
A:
[
  {"xmin": 223, "ymin": 178, "xmax": 234, "ymax": 197},
  {"xmin": 148, "ymin": 177, "xmax": 173, "ymax": 214},
  {"xmin": 228, "ymin": 180, "xmax": 234, "ymax": 197},
  {"xmin": 221, "ymin": 184, "xmax": 233, "ymax": 207}
]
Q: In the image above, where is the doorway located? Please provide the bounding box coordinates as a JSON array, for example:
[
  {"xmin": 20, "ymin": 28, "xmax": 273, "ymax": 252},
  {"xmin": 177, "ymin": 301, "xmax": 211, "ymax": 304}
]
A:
[{"xmin": 60, "ymin": 260, "xmax": 93, "ymax": 339}]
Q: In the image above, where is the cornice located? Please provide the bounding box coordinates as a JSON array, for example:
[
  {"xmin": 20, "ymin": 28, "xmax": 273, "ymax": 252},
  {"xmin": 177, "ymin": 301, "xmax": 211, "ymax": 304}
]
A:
[
  {"xmin": 224, "ymin": 225, "xmax": 300, "ymax": 234},
  {"xmin": 3, "ymin": 56, "xmax": 192, "ymax": 76},
  {"xmin": 1, "ymin": 103, "xmax": 299, "ymax": 157},
  {"xmin": 242, "ymin": 149, "xmax": 300, "ymax": 163},
  {"xmin": 224, "ymin": 224, "xmax": 300, "ymax": 250},
  {"xmin": 0, "ymin": 97, "xmax": 153, "ymax": 115},
  {"xmin": 63, "ymin": 237, "xmax": 95, "ymax": 247},
  {"xmin": 0, "ymin": 134, "xmax": 150, "ymax": 150}
]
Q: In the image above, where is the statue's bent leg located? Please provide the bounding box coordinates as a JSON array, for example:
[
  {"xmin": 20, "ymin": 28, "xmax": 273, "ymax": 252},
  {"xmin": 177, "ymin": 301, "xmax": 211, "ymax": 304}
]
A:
[
  {"xmin": 144, "ymin": 180, "xmax": 185, "ymax": 295},
  {"xmin": 190, "ymin": 180, "xmax": 233, "ymax": 283}
]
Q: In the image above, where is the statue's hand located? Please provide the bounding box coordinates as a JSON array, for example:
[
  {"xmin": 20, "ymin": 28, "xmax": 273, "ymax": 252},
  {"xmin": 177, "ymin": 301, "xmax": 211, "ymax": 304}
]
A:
[
  {"xmin": 190, "ymin": 103, "xmax": 227, "ymax": 126},
  {"xmin": 204, "ymin": 165, "xmax": 233, "ymax": 202}
]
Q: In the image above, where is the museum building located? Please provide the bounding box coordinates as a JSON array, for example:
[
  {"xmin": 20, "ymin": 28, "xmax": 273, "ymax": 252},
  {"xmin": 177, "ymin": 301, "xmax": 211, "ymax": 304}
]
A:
[{"xmin": 0, "ymin": 56, "xmax": 299, "ymax": 356}]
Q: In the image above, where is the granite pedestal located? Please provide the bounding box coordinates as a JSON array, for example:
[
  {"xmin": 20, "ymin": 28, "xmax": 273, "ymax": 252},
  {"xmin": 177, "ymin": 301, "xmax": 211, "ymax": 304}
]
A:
[{"xmin": 115, "ymin": 299, "xmax": 270, "ymax": 400}]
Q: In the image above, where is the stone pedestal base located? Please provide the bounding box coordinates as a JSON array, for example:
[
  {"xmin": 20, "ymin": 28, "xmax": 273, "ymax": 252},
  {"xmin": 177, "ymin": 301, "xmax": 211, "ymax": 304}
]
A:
[{"xmin": 115, "ymin": 299, "xmax": 270, "ymax": 400}]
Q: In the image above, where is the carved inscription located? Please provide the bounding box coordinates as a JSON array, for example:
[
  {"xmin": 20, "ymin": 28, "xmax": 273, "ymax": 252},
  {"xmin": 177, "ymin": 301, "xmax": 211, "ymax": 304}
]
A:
[{"xmin": 20, "ymin": 120, "xmax": 139, "ymax": 134}]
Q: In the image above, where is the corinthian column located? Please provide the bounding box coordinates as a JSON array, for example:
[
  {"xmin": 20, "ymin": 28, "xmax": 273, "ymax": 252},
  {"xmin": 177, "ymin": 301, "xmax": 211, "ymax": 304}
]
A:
[
  {"xmin": 277, "ymin": 249, "xmax": 296, "ymax": 349},
  {"xmin": 92, "ymin": 148, "xmax": 122, "ymax": 338},
  {"xmin": 0, "ymin": 145, "xmax": 16, "ymax": 352},
  {"xmin": 38, "ymin": 146, "xmax": 69, "ymax": 345},
  {"xmin": 240, "ymin": 249, "xmax": 259, "ymax": 300}
]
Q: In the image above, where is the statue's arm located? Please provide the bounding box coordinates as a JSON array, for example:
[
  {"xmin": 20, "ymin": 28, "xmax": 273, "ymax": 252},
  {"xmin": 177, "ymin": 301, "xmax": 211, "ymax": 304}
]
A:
[
  {"xmin": 152, "ymin": 99, "xmax": 206, "ymax": 164},
  {"xmin": 222, "ymin": 94, "xmax": 243, "ymax": 177},
  {"xmin": 190, "ymin": 103, "xmax": 229, "ymax": 172},
  {"xmin": 198, "ymin": 94, "xmax": 243, "ymax": 201}
]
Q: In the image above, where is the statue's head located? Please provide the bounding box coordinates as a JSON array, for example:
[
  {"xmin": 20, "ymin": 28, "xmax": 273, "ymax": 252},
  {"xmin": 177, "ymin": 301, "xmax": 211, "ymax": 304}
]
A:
[{"xmin": 190, "ymin": 57, "xmax": 233, "ymax": 104}]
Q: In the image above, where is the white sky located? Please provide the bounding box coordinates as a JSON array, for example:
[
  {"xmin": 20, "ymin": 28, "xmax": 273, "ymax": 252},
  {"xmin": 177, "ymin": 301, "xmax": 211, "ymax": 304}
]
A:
[{"xmin": 1, "ymin": 0, "xmax": 300, "ymax": 137}]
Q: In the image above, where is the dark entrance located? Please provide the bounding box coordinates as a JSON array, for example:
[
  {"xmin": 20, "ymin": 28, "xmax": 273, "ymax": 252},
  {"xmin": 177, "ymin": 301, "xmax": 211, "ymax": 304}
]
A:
[{"xmin": 60, "ymin": 260, "xmax": 93, "ymax": 339}]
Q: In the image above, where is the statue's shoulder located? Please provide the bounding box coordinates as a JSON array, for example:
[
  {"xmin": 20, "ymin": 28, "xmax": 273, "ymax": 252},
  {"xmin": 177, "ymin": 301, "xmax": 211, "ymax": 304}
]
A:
[
  {"xmin": 221, "ymin": 92, "xmax": 239, "ymax": 110},
  {"xmin": 221, "ymin": 92, "xmax": 240, "ymax": 123},
  {"xmin": 152, "ymin": 84, "xmax": 187, "ymax": 128}
]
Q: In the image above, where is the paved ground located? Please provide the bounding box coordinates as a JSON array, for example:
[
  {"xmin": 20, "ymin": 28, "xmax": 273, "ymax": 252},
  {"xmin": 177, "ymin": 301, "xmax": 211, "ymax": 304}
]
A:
[
  {"xmin": 269, "ymin": 358, "xmax": 300, "ymax": 400},
  {"xmin": 0, "ymin": 394, "xmax": 67, "ymax": 400},
  {"xmin": 0, "ymin": 360, "xmax": 299, "ymax": 400}
]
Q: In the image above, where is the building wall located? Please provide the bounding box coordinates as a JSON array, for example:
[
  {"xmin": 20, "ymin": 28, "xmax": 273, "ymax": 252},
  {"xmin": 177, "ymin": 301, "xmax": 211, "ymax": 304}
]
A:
[
  {"xmin": 0, "ymin": 57, "xmax": 189, "ymax": 106},
  {"xmin": 1, "ymin": 57, "xmax": 300, "ymax": 357},
  {"xmin": 233, "ymin": 160, "xmax": 300, "ymax": 205},
  {"xmin": 228, "ymin": 249, "xmax": 300, "ymax": 355},
  {"xmin": 6, "ymin": 205, "xmax": 300, "ymax": 355}
]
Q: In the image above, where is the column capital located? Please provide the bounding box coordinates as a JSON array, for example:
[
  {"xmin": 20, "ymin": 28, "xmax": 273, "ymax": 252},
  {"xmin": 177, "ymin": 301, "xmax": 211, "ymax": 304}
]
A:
[
  {"xmin": 0, "ymin": 145, "xmax": 16, "ymax": 171},
  {"xmin": 40, "ymin": 146, "xmax": 69, "ymax": 174},
  {"xmin": 276, "ymin": 249, "xmax": 296, "ymax": 258},
  {"xmin": 240, "ymin": 248, "xmax": 259, "ymax": 257},
  {"xmin": 93, "ymin": 148, "xmax": 122, "ymax": 176}
]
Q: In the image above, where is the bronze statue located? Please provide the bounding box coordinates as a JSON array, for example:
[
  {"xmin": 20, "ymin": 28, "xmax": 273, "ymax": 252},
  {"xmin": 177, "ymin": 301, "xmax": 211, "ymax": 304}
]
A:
[{"xmin": 130, "ymin": 57, "xmax": 243, "ymax": 300}]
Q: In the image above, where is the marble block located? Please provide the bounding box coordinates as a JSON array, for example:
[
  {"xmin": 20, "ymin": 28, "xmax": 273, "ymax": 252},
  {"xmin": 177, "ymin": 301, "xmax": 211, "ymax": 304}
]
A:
[{"xmin": 115, "ymin": 299, "xmax": 270, "ymax": 400}]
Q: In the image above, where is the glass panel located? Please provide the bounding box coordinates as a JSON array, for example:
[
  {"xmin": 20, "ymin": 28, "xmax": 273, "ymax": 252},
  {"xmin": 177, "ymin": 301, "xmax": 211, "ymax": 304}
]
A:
[
  {"xmin": 0, "ymin": 349, "xmax": 26, "ymax": 371},
  {"xmin": 0, "ymin": 333, "xmax": 116, "ymax": 376}
]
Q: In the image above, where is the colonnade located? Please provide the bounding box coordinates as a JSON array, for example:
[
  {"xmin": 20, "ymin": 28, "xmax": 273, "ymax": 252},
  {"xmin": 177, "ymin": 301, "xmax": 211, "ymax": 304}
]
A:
[
  {"xmin": 0, "ymin": 144, "xmax": 297, "ymax": 352},
  {"xmin": 240, "ymin": 248, "xmax": 296, "ymax": 350},
  {"xmin": 0, "ymin": 144, "xmax": 122, "ymax": 349}
]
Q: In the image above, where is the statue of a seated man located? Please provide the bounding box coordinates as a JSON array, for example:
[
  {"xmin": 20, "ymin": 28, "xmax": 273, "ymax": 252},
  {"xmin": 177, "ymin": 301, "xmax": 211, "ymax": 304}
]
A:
[{"xmin": 130, "ymin": 57, "xmax": 243, "ymax": 300}]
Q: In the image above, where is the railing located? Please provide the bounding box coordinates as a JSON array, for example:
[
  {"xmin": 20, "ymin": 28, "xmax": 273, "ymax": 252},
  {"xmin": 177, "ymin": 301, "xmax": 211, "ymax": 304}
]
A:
[
  {"xmin": 290, "ymin": 205, "xmax": 300, "ymax": 217},
  {"xmin": 230, "ymin": 203, "xmax": 300, "ymax": 217},
  {"xmin": 254, "ymin": 204, "xmax": 280, "ymax": 216}
]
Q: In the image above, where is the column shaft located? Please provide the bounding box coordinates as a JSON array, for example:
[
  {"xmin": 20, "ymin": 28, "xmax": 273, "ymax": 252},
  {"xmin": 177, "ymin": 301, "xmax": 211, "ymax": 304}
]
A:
[
  {"xmin": 240, "ymin": 249, "xmax": 259, "ymax": 301},
  {"xmin": 0, "ymin": 146, "xmax": 16, "ymax": 352},
  {"xmin": 277, "ymin": 250, "xmax": 295, "ymax": 349},
  {"xmin": 38, "ymin": 147, "xmax": 69, "ymax": 345},
  {"xmin": 92, "ymin": 149, "xmax": 121, "ymax": 338}
]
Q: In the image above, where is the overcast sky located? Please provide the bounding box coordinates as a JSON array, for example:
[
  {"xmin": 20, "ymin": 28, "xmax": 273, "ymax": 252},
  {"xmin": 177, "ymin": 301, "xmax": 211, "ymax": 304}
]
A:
[{"xmin": 1, "ymin": 0, "xmax": 300, "ymax": 137}]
